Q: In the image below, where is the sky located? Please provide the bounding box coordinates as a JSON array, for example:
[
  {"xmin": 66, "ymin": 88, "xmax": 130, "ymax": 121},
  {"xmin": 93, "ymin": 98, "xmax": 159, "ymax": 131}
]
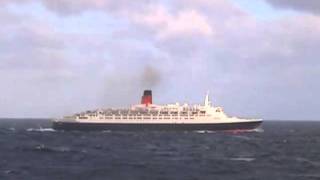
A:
[{"xmin": 0, "ymin": 0, "xmax": 319, "ymax": 120}]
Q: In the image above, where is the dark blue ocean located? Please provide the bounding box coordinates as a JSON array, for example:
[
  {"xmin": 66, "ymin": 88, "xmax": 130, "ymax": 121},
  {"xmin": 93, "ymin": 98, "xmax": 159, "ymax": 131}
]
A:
[{"xmin": 0, "ymin": 119, "xmax": 320, "ymax": 180}]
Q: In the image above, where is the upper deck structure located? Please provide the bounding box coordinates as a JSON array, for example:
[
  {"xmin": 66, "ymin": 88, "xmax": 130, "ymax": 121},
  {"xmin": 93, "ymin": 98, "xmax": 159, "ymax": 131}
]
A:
[{"xmin": 53, "ymin": 90, "xmax": 262, "ymax": 131}]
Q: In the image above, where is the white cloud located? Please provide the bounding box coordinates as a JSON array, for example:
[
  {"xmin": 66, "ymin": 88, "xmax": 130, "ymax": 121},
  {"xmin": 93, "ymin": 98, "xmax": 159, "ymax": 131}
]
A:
[{"xmin": 133, "ymin": 5, "xmax": 213, "ymax": 39}]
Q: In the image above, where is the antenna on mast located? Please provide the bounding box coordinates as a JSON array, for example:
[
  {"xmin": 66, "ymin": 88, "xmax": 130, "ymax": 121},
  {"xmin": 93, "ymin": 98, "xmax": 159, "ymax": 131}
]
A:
[{"xmin": 204, "ymin": 90, "xmax": 212, "ymax": 107}]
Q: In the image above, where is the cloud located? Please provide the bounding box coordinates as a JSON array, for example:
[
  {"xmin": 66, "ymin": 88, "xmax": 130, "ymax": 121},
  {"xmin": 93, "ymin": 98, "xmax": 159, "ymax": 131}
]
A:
[
  {"xmin": 265, "ymin": 0, "xmax": 320, "ymax": 14},
  {"xmin": 0, "ymin": 13, "xmax": 66, "ymax": 71},
  {"xmin": 132, "ymin": 5, "xmax": 213, "ymax": 39},
  {"xmin": 39, "ymin": 0, "xmax": 152, "ymax": 16},
  {"xmin": 0, "ymin": 0, "xmax": 320, "ymax": 120}
]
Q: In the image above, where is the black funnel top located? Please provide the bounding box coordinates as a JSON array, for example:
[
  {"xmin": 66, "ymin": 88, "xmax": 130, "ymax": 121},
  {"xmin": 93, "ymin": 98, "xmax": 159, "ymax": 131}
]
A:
[{"xmin": 143, "ymin": 90, "xmax": 152, "ymax": 96}]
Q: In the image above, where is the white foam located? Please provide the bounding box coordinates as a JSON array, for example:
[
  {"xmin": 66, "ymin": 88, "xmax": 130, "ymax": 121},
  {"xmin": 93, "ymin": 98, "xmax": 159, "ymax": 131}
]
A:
[
  {"xmin": 194, "ymin": 130, "xmax": 216, "ymax": 134},
  {"xmin": 229, "ymin": 157, "xmax": 255, "ymax": 162},
  {"xmin": 27, "ymin": 128, "xmax": 55, "ymax": 132},
  {"xmin": 101, "ymin": 130, "xmax": 112, "ymax": 133},
  {"xmin": 253, "ymin": 128, "xmax": 264, "ymax": 133}
]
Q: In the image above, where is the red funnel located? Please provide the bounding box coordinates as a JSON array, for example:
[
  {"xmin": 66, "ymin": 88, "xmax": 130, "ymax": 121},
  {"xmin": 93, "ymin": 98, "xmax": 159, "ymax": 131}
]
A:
[{"xmin": 141, "ymin": 90, "xmax": 152, "ymax": 106}]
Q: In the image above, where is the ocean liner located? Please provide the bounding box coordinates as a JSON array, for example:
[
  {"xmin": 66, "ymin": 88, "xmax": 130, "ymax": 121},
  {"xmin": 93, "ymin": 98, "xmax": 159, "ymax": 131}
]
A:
[{"xmin": 52, "ymin": 90, "xmax": 262, "ymax": 131}]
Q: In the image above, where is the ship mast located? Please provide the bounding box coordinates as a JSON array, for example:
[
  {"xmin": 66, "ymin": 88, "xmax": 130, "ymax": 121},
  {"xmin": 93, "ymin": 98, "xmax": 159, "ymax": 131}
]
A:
[{"xmin": 204, "ymin": 91, "xmax": 212, "ymax": 107}]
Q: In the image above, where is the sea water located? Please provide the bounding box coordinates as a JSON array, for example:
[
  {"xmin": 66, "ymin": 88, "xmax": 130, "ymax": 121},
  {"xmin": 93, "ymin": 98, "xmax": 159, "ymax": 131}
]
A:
[{"xmin": 0, "ymin": 119, "xmax": 319, "ymax": 180}]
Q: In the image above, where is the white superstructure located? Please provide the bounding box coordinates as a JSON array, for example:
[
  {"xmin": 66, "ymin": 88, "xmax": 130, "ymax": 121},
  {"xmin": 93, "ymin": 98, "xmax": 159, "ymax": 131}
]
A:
[{"xmin": 61, "ymin": 91, "xmax": 260, "ymax": 124}]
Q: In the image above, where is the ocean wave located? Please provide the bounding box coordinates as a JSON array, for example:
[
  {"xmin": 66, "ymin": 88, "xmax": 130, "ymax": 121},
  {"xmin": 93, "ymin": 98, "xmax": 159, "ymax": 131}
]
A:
[
  {"xmin": 231, "ymin": 135, "xmax": 252, "ymax": 140},
  {"xmin": 194, "ymin": 130, "xmax": 216, "ymax": 134},
  {"xmin": 253, "ymin": 128, "xmax": 264, "ymax": 133},
  {"xmin": 4, "ymin": 169, "xmax": 19, "ymax": 175},
  {"xmin": 295, "ymin": 157, "xmax": 320, "ymax": 167},
  {"xmin": 26, "ymin": 128, "xmax": 55, "ymax": 132},
  {"xmin": 229, "ymin": 157, "xmax": 255, "ymax": 162},
  {"xmin": 224, "ymin": 128, "xmax": 264, "ymax": 134},
  {"xmin": 19, "ymin": 144, "xmax": 87, "ymax": 154},
  {"xmin": 295, "ymin": 174, "xmax": 320, "ymax": 178},
  {"xmin": 101, "ymin": 130, "xmax": 112, "ymax": 133}
]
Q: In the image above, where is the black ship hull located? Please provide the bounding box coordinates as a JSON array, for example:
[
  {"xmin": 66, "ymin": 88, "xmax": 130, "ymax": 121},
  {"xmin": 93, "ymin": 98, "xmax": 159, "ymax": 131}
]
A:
[{"xmin": 52, "ymin": 120, "xmax": 263, "ymax": 131}]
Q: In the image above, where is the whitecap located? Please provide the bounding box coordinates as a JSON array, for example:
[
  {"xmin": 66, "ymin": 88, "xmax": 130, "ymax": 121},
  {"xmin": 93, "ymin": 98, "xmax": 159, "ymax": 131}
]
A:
[
  {"xmin": 101, "ymin": 130, "xmax": 112, "ymax": 133},
  {"xmin": 194, "ymin": 130, "xmax": 216, "ymax": 134},
  {"xmin": 229, "ymin": 157, "xmax": 255, "ymax": 162},
  {"xmin": 253, "ymin": 128, "xmax": 264, "ymax": 133},
  {"xmin": 27, "ymin": 127, "xmax": 55, "ymax": 132}
]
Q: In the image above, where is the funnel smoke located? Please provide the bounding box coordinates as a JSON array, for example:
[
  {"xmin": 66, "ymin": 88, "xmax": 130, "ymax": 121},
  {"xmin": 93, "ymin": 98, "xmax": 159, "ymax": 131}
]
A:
[{"xmin": 140, "ymin": 65, "xmax": 161, "ymax": 88}]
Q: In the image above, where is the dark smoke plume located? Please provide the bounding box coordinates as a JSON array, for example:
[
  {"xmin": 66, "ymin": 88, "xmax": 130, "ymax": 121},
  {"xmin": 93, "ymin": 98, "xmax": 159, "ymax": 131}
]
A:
[
  {"xmin": 140, "ymin": 65, "xmax": 161, "ymax": 88},
  {"xmin": 99, "ymin": 65, "xmax": 162, "ymax": 107}
]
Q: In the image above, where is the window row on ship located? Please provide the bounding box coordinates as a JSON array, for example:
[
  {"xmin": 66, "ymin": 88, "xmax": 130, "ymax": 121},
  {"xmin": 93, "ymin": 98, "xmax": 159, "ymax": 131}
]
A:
[
  {"xmin": 79, "ymin": 111, "xmax": 206, "ymax": 117},
  {"xmin": 81, "ymin": 114, "xmax": 207, "ymax": 117},
  {"xmin": 78, "ymin": 117, "xmax": 196, "ymax": 120},
  {"xmin": 81, "ymin": 109, "xmax": 206, "ymax": 113},
  {"xmin": 77, "ymin": 114, "xmax": 208, "ymax": 120}
]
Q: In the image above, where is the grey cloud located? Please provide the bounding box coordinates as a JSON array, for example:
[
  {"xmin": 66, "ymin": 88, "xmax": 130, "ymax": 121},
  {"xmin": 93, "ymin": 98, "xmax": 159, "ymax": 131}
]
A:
[
  {"xmin": 0, "ymin": 24, "xmax": 66, "ymax": 71},
  {"xmin": 40, "ymin": 0, "xmax": 152, "ymax": 16},
  {"xmin": 1, "ymin": 0, "xmax": 320, "ymax": 120},
  {"xmin": 265, "ymin": 0, "xmax": 320, "ymax": 14},
  {"xmin": 148, "ymin": 10, "xmax": 320, "ymax": 120}
]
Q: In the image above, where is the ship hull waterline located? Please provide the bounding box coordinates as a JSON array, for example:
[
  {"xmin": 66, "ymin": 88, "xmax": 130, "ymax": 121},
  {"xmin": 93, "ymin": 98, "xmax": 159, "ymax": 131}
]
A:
[{"xmin": 52, "ymin": 121, "xmax": 262, "ymax": 131}]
